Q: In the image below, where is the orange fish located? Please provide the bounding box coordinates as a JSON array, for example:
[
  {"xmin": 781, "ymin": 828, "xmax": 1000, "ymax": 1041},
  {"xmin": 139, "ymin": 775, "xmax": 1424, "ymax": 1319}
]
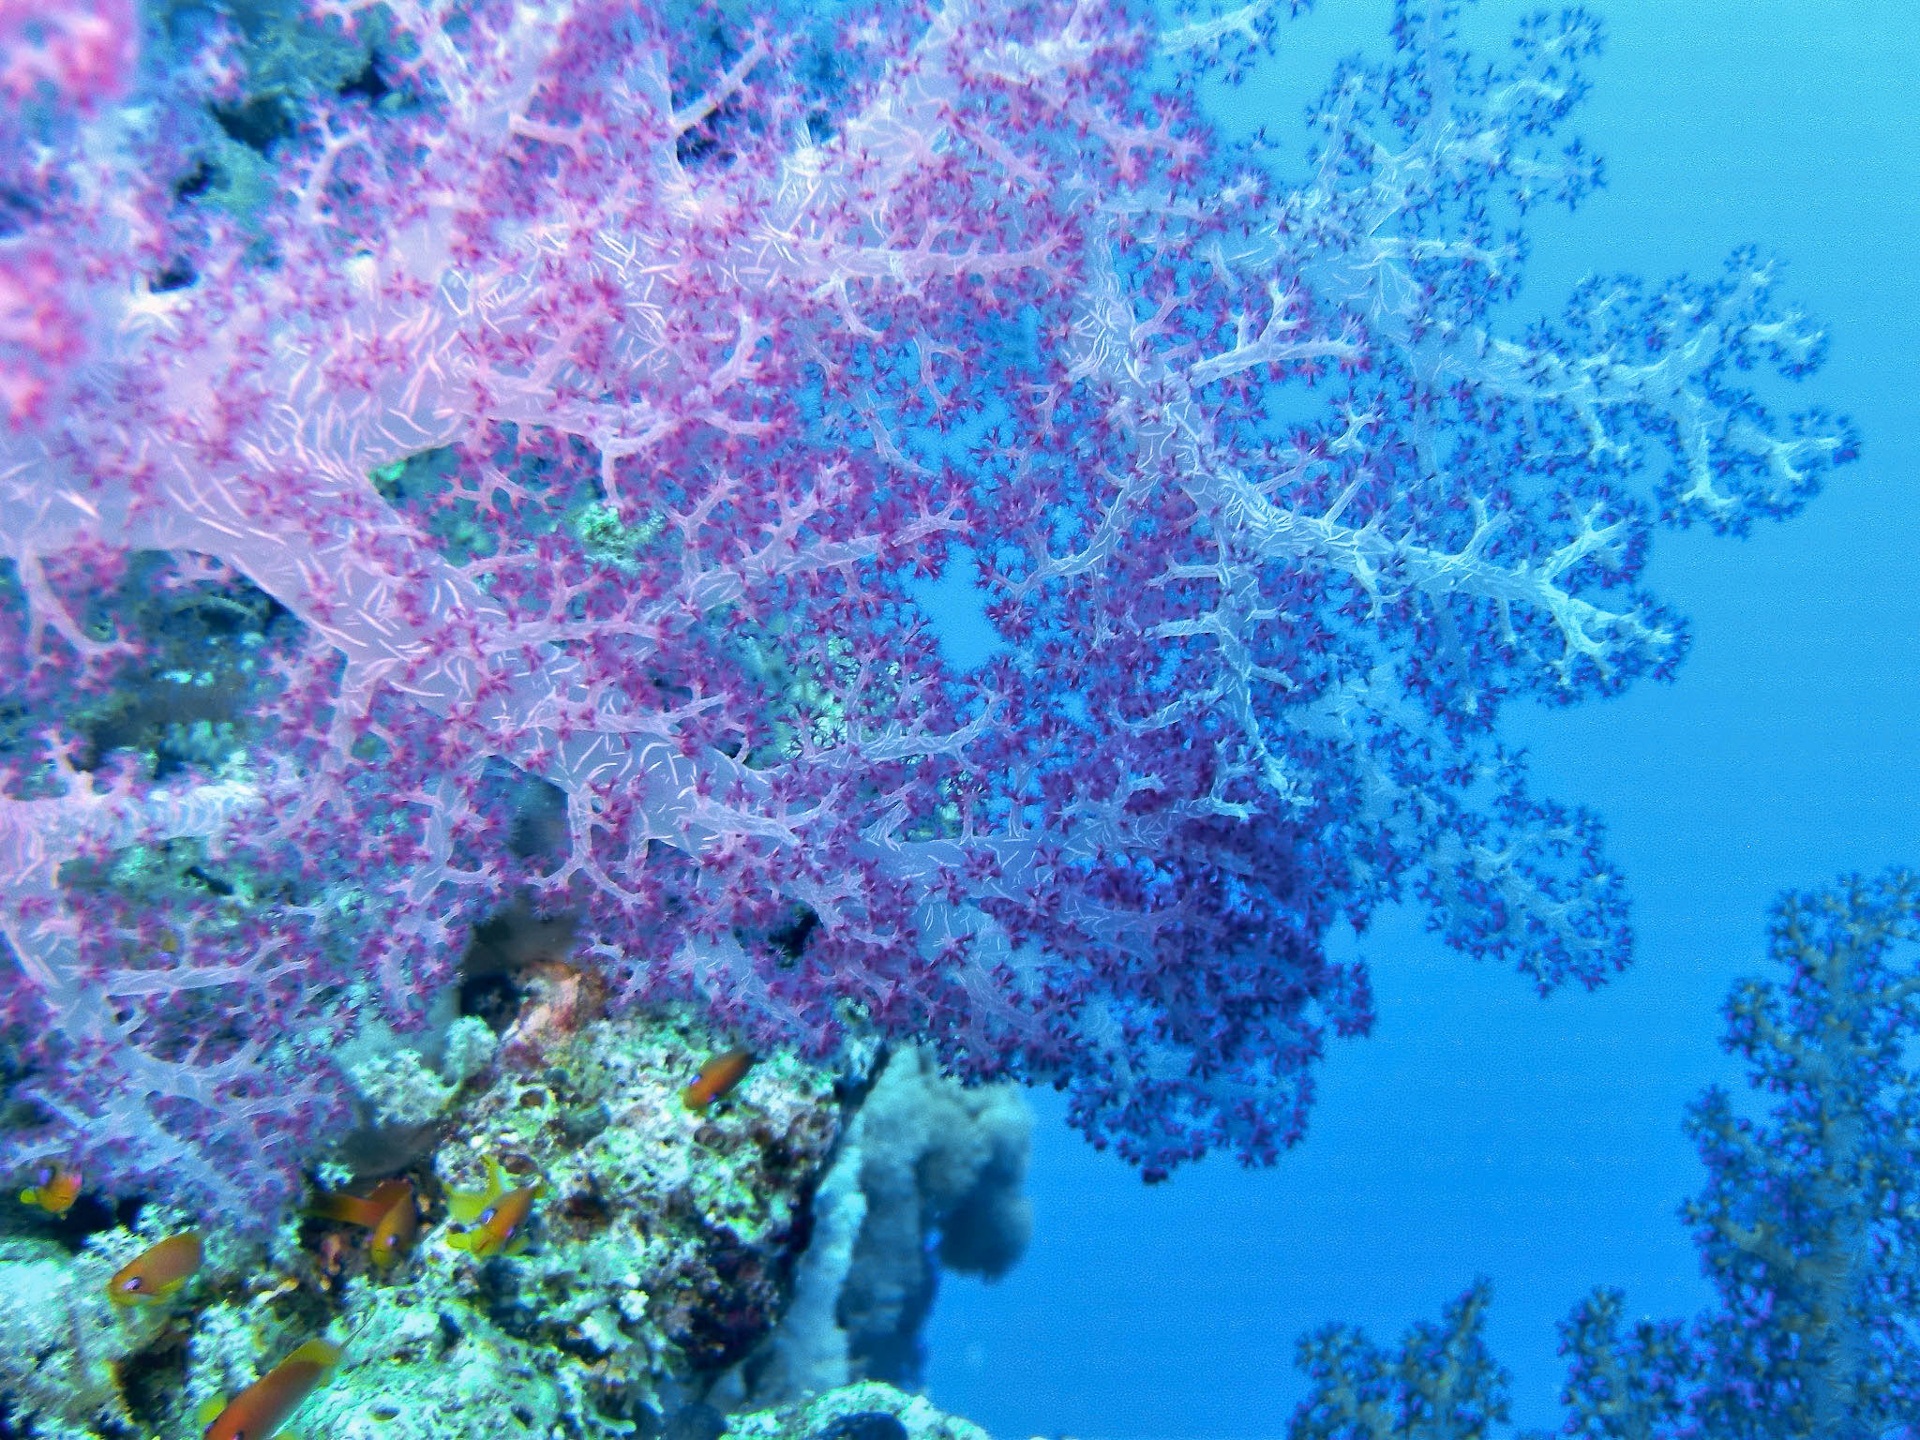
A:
[
  {"xmin": 682, "ymin": 1049, "xmax": 753, "ymax": 1111},
  {"xmin": 311, "ymin": 1178, "xmax": 418, "ymax": 1269},
  {"xmin": 200, "ymin": 1337, "xmax": 341, "ymax": 1440},
  {"xmin": 18, "ymin": 1161, "xmax": 83, "ymax": 1216},
  {"xmin": 108, "ymin": 1230, "xmax": 203, "ymax": 1306},
  {"xmin": 444, "ymin": 1156, "xmax": 542, "ymax": 1259}
]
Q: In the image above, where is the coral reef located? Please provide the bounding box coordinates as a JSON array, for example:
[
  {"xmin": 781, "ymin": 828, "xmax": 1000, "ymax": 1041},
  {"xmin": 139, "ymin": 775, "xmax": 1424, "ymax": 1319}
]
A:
[
  {"xmin": 724, "ymin": 1047, "xmax": 1030, "ymax": 1404},
  {"xmin": 0, "ymin": 964, "xmax": 1030, "ymax": 1437},
  {"xmin": 824, "ymin": 1047, "xmax": 1030, "ymax": 1387},
  {"xmin": 0, "ymin": 1236, "xmax": 151, "ymax": 1437},
  {"xmin": 0, "ymin": 0, "xmax": 1857, "ymax": 1223},
  {"xmin": 0, "ymin": 0, "xmax": 1875, "ymax": 1432},
  {"xmin": 1290, "ymin": 870, "xmax": 1920, "ymax": 1439},
  {"xmin": 721, "ymin": 1381, "xmax": 988, "ymax": 1440}
]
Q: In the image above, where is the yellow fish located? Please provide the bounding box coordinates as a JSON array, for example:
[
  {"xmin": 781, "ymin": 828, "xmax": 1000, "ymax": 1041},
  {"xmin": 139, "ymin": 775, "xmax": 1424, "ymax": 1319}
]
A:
[
  {"xmin": 682, "ymin": 1049, "xmax": 753, "ymax": 1111},
  {"xmin": 18, "ymin": 1161, "xmax": 83, "ymax": 1216},
  {"xmin": 108, "ymin": 1231, "xmax": 203, "ymax": 1306},
  {"xmin": 199, "ymin": 1337, "xmax": 341, "ymax": 1440},
  {"xmin": 311, "ymin": 1177, "xmax": 418, "ymax": 1269},
  {"xmin": 444, "ymin": 1157, "xmax": 542, "ymax": 1259}
]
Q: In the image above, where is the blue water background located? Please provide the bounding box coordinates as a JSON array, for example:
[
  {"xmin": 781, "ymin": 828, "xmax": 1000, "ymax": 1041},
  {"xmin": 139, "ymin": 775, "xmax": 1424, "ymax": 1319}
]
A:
[{"xmin": 919, "ymin": 2, "xmax": 1920, "ymax": 1435}]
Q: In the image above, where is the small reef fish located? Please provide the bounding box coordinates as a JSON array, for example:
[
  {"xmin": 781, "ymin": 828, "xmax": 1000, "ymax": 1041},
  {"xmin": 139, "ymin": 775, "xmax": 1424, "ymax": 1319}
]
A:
[
  {"xmin": 18, "ymin": 1161, "xmax": 82, "ymax": 1216},
  {"xmin": 682, "ymin": 1049, "xmax": 754, "ymax": 1111},
  {"xmin": 199, "ymin": 1337, "xmax": 342, "ymax": 1440},
  {"xmin": 108, "ymin": 1230, "xmax": 203, "ymax": 1306},
  {"xmin": 444, "ymin": 1156, "xmax": 543, "ymax": 1258},
  {"xmin": 311, "ymin": 1177, "xmax": 418, "ymax": 1269}
]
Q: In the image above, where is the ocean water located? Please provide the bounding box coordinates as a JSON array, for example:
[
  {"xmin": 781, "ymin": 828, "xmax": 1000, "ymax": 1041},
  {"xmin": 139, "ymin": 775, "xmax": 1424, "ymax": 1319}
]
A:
[{"xmin": 924, "ymin": 2, "xmax": 1920, "ymax": 1436}]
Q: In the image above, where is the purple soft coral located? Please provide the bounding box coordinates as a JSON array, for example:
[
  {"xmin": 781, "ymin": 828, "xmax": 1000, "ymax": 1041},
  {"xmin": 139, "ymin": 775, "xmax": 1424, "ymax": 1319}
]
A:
[{"xmin": 0, "ymin": 0, "xmax": 1854, "ymax": 1215}]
